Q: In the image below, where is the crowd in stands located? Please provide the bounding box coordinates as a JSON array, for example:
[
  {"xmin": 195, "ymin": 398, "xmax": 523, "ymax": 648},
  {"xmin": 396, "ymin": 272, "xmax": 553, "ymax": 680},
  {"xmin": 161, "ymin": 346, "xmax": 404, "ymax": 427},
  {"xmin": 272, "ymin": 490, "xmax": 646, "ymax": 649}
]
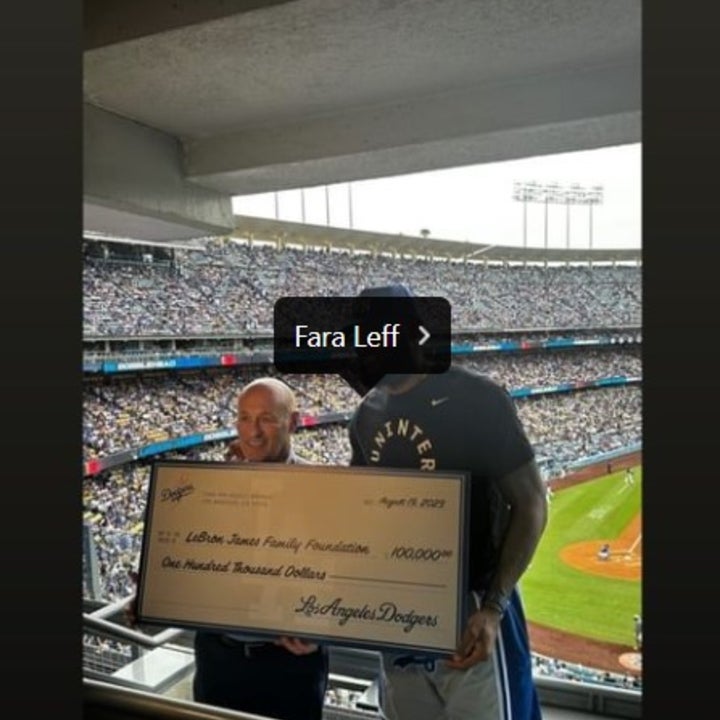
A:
[
  {"xmin": 83, "ymin": 384, "xmax": 639, "ymax": 605},
  {"xmin": 81, "ymin": 238, "xmax": 642, "ymax": 687},
  {"xmin": 83, "ymin": 239, "xmax": 641, "ymax": 336},
  {"xmin": 83, "ymin": 463, "xmax": 147, "ymax": 599},
  {"xmin": 517, "ymin": 386, "xmax": 641, "ymax": 474},
  {"xmin": 83, "ymin": 350, "xmax": 639, "ymax": 460},
  {"xmin": 466, "ymin": 346, "xmax": 640, "ymax": 390},
  {"xmin": 531, "ymin": 654, "xmax": 641, "ymax": 690},
  {"xmin": 82, "ymin": 377, "xmax": 641, "ymax": 689}
]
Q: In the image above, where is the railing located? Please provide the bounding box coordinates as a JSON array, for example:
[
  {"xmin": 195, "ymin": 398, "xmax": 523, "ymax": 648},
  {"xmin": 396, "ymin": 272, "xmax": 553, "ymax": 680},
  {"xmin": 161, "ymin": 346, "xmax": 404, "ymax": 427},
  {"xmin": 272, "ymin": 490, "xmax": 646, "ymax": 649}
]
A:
[
  {"xmin": 84, "ymin": 613, "xmax": 185, "ymax": 649},
  {"xmin": 83, "ymin": 601, "xmax": 641, "ymax": 719}
]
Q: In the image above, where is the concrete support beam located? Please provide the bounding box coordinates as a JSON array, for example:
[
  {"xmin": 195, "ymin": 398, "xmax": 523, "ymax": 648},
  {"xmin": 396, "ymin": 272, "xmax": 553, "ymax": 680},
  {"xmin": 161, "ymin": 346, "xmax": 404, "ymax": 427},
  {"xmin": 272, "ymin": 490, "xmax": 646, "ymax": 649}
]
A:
[
  {"xmin": 185, "ymin": 61, "xmax": 640, "ymax": 196},
  {"xmin": 84, "ymin": 104, "xmax": 234, "ymax": 237}
]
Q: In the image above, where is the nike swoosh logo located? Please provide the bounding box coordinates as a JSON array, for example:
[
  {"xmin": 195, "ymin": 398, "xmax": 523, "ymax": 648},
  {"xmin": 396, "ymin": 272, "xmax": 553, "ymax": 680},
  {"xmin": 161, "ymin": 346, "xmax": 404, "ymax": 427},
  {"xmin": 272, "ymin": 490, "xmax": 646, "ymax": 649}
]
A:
[{"xmin": 431, "ymin": 397, "xmax": 449, "ymax": 407}]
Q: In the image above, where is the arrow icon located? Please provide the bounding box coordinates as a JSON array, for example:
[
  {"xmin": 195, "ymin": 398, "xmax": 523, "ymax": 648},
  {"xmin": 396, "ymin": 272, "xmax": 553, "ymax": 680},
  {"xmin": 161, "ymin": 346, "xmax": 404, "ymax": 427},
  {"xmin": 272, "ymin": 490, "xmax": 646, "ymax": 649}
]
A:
[{"xmin": 418, "ymin": 325, "xmax": 431, "ymax": 346}]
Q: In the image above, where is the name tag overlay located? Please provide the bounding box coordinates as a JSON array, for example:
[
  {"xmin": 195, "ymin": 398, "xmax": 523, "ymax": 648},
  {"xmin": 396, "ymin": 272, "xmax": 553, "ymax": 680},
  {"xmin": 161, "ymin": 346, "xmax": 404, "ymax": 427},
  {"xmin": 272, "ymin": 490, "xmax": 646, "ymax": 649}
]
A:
[
  {"xmin": 273, "ymin": 296, "xmax": 451, "ymax": 376},
  {"xmin": 137, "ymin": 462, "xmax": 469, "ymax": 655}
]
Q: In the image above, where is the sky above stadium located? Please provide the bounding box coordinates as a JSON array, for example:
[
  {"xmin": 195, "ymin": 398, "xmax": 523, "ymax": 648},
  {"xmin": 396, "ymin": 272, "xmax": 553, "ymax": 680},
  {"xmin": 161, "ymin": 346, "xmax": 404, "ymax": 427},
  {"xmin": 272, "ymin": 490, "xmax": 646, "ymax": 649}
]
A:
[{"xmin": 233, "ymin": 143, "xmax": 641, "ymax": 250}]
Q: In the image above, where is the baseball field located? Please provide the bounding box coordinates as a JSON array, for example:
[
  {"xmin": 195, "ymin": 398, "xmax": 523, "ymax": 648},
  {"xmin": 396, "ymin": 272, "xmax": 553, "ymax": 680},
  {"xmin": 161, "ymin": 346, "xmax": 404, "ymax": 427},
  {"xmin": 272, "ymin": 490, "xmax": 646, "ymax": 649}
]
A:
[{"xmin": 520, "ymin": 465, "xmax": 642, "ymax": 653}]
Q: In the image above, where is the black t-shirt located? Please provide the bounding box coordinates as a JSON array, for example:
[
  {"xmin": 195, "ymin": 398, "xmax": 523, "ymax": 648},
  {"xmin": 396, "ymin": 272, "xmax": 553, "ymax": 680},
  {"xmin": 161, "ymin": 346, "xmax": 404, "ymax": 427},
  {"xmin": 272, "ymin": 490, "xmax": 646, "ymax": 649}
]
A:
[{"xmin": 348, "ymin": 365, "xmax": 535, "ymax": 590}]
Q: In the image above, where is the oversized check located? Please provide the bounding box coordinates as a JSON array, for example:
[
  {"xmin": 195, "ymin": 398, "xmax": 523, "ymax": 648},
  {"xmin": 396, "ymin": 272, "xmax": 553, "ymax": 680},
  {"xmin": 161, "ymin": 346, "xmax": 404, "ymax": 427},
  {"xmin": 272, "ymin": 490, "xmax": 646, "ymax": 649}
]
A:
[{"xmin": 137, "ymin": 461, "xmax": 469, "ymax": 654}]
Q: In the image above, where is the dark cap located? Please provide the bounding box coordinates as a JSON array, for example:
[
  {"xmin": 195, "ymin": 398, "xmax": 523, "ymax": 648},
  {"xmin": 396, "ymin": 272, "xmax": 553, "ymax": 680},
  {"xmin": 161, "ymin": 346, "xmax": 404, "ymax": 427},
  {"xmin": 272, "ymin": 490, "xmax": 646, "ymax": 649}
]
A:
[
  {"xmin": 359, "ymin": 283, "xmax": 415, "ymax": 298},
  {"xmin": 339, "ymin": 284, "xmax": 417, "ymax": 396}
]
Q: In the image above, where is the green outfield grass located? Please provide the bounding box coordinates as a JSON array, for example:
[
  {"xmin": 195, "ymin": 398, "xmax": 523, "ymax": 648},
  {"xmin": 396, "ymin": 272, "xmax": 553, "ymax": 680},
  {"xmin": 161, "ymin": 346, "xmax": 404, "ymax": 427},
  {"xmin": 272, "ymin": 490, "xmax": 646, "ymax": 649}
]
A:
[{"xmin": 520, "ymin": 467, "xmax": 642, "ymax": 647}]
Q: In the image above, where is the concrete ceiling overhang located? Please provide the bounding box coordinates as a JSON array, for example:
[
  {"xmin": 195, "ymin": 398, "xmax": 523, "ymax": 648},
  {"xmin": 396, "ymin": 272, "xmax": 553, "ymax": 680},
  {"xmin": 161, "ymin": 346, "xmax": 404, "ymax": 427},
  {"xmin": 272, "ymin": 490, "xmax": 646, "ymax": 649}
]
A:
[{"xmin": 83, "ymin": 0, "xmax": 640, "ymax": 240}]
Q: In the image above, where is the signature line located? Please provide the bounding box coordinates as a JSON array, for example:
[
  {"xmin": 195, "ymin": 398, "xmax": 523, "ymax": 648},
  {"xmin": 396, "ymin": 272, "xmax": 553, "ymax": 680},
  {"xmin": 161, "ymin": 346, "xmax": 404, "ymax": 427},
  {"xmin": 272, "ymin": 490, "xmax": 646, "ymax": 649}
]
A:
[{"xmin": 329, "ymin": 575, "xmax": 446, "ymax": 589}]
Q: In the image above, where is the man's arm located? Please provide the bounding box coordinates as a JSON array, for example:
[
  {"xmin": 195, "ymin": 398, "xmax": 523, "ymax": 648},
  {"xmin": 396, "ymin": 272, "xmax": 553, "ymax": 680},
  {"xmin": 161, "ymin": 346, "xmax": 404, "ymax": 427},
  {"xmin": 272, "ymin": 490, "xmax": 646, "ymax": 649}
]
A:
[
  {"xmin": 447, "ymin": 458, "xmax": 547, "ymax": 669},
  {"xmin": 485, "ymin": 458, "xmax": 548, "ymax": 601}
]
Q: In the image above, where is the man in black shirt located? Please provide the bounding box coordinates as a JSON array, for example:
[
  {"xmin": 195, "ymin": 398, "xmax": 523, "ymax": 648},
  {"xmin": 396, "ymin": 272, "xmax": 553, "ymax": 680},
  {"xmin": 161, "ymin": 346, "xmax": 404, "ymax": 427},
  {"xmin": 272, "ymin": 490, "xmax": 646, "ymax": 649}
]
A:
[{"xmin": 347, "ymin": 285, "xmax": 547, "ymax": 720}]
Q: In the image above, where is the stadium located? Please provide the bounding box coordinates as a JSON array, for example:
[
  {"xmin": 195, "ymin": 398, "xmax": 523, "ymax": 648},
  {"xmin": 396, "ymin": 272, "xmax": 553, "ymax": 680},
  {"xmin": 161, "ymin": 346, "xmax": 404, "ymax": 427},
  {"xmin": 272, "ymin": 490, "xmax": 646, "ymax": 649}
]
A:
[
  {"xmin": 82, "ymin": 232, "xmax": 643, "ymax": 704},
  {"xmin": 82, "ymin": 3, "xmax": 641, "ymax": 719}
]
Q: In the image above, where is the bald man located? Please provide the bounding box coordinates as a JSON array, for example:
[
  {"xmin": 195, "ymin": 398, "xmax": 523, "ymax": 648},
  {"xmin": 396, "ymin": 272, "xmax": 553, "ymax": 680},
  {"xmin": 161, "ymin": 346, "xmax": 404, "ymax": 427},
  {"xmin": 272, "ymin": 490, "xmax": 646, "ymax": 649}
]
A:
[
  {"xmin": 226, "ymin": 377, "xmax": 299, "ymax": 463},
  {"xmin": 193, "ymin": 378, "xmax": 329, "ymax": 720}
]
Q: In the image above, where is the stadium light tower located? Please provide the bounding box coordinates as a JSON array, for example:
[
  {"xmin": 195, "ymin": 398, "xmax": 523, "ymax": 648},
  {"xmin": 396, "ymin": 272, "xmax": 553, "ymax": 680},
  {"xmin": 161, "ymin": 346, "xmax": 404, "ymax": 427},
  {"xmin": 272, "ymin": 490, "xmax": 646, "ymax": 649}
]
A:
[
  {"xmin": 348, "ymin": 182, "xmax": 354, "ymax": 229},
  {"xmin": 513, "ymin": 181, "xmax": 566, "ymax": 251},
  {"xmin": 565, "ymin": 184, "xmax": 582, "ymax": 249},
  {"xmin": 513, "ymin": 181, "xmax": 604, "ymax": 252},
  {"xmin": 512, "ymin": 181, "xmax": 542, "ymax": 248},
  {"xmin": 584, "ymin": 185, "xmax": 604, "ymax": 251},
  {"xmin": 543, "ymin": 182, "xmax": 564, "ymax": 251}
]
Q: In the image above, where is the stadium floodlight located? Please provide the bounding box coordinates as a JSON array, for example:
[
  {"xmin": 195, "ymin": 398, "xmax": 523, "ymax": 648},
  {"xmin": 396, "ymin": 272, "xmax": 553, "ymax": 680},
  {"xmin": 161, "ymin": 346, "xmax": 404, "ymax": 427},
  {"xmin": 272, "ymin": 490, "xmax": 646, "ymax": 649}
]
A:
[
  {"xmin": 585, "ymin": 185, "xmax": 604, "ymax": 252},
  {"xmin": 513, "ymin": 181, "xmax": 545, "ymax": 248},
  {"xmin": 348, "ymin": 183, "xmax": 354, "ymax": 229},
  {"xmin": 512, "ymin": 180, "xmax": 566, "ymax": 251},
  {"xmin": 513, "ymin": 181, "xmax": 604, "ymax": 252}
]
